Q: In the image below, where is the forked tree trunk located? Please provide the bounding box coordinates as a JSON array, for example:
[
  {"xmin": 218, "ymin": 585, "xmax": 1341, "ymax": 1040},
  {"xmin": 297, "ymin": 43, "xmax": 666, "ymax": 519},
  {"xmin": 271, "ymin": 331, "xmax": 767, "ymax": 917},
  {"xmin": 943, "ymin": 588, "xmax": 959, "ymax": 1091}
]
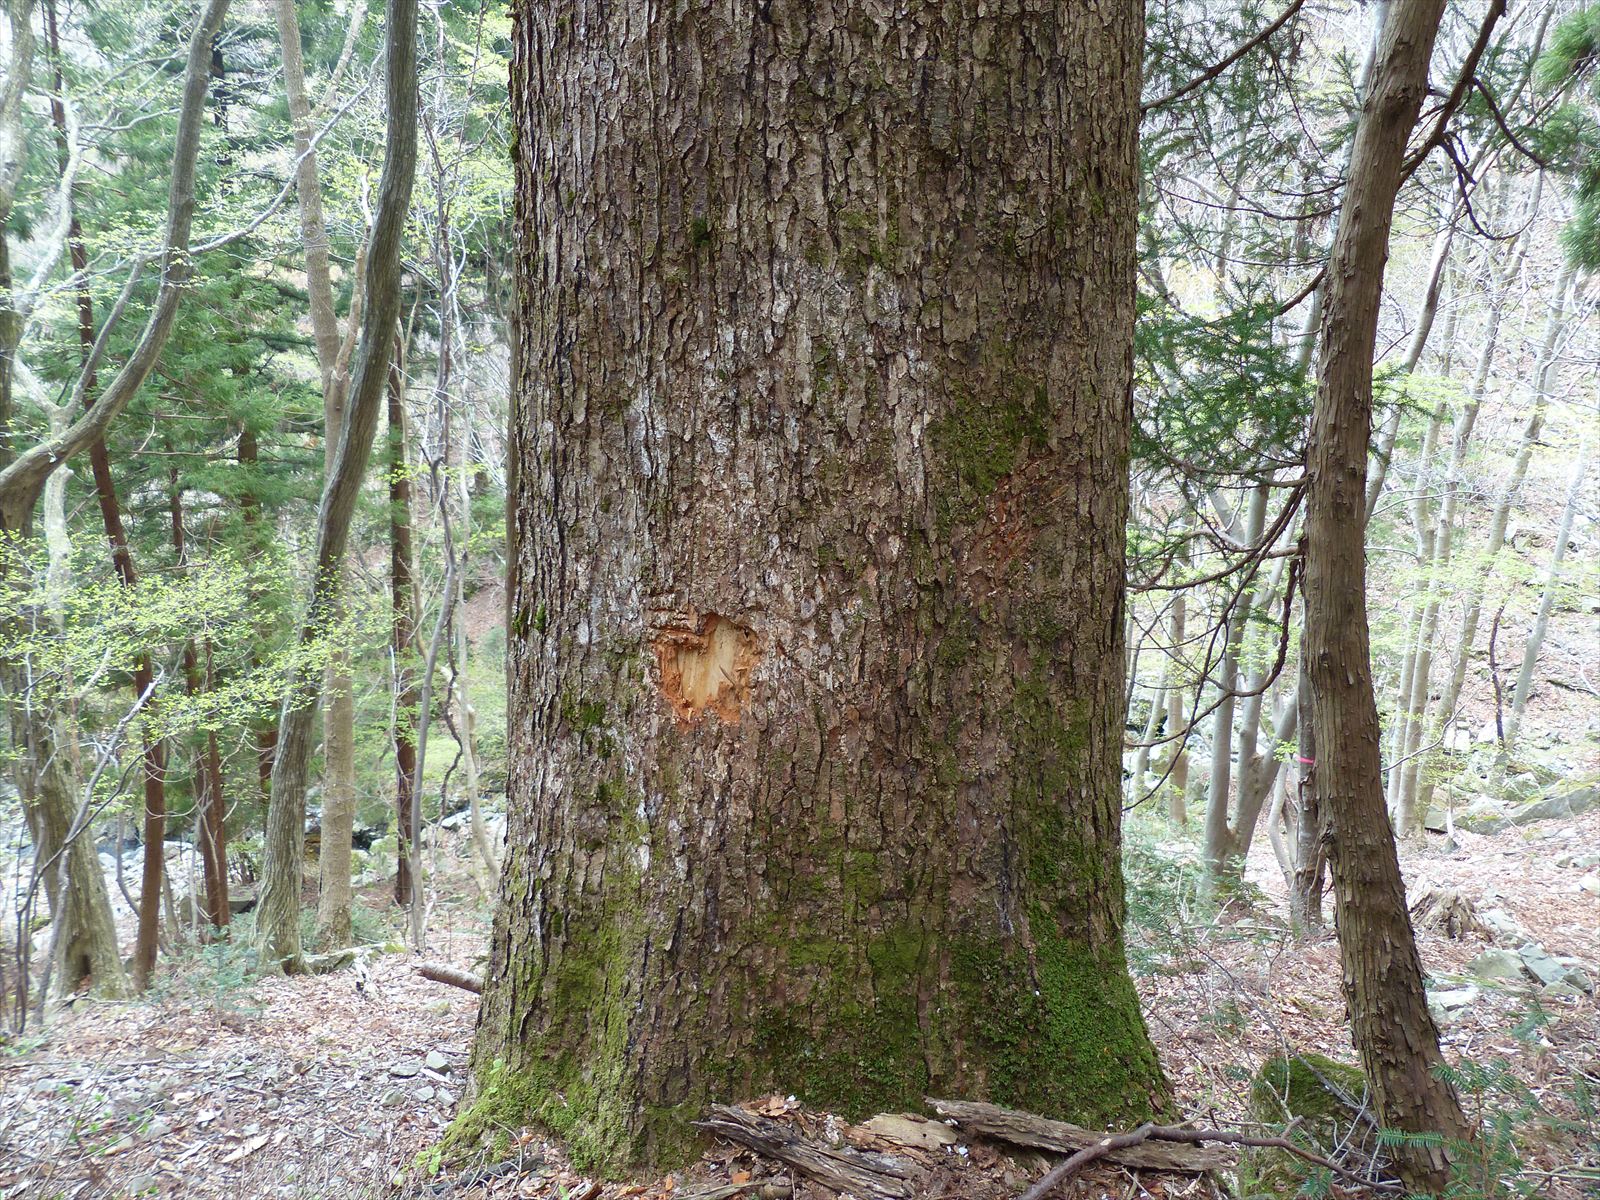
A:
[
  {"xmin": 1300, "ymin": 0, "xmax": 1471, "ymax": 1189},
  {"xmin": 253, "ymin": 0, "xmax": 418, "ymax": 972},
  {"xmin": 473, "ymin": 0, "xmax": 1164, "ymax": 1173},
  {"xmin": 274, "ymin": 0, "xmax": 360, "ymax": 952}
]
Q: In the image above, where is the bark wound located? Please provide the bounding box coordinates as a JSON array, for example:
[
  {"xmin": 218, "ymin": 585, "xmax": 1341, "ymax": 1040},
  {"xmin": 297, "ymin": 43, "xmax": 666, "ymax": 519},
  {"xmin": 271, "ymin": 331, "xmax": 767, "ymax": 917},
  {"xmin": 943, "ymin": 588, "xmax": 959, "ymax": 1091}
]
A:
[{"xmin": 654, "ymin": 614, "xmax": 759, "ymax": 724}]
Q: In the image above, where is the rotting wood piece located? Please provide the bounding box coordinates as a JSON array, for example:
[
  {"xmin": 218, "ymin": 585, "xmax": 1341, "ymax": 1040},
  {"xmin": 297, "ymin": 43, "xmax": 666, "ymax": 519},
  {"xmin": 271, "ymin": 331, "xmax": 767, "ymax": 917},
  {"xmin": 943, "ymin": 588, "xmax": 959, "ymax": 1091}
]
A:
[
  {"xmin": 1013, "ymin": 1121, "xmax": 1398, "ymax": 1200},
  {"xmin": 418, "ymin": 962, "xmax": 483, "ymax": 994},
  {"xmin": 927, "ymin": 1099, "xmax": 1229, "ymax": 1173},
  {"xmin": 696, "ymin": 1106, "xmax": 919, "ymax": 1199}
]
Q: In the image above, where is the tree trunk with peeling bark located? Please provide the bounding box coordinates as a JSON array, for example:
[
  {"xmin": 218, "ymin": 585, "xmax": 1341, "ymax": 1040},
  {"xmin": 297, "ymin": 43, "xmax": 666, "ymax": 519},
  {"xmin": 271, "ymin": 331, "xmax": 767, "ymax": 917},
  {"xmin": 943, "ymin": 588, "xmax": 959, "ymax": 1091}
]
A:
[
  {"xmin": 1301, "ymin": 0, "xmax": 1471, "ymax": 1189},
  {"xmin": 472, "ymin": 0, "xmax": 1164, "ymax": 1173}
]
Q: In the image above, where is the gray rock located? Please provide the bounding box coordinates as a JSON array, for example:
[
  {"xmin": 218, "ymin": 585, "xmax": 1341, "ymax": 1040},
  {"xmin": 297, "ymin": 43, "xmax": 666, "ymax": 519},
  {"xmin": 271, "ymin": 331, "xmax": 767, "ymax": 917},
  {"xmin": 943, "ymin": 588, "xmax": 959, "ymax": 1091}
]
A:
[
  {"xmin": 437, "ymin": 1087, "xmax": 457, "ymax": 1107},
  {"xmin": 1579, "ymin": 872, "xmax": 1600, "ymax": 896},
  {"xmin": 1427, "ymin": 983, "xmax": 1480, "ymax": 1025},
  {"xmin": 1480, "ymin": 907, "xmax": 1531, "ymax": 944},
  {"xmin": 144, "ymin": 1117, "xmax": 171, "ymax": 1140},
  {"xmin": 1576, "ymin": 854, "xmax": 1600, "ymax": 869},
  {"xmin": 1423, "ymin": 808, "xmax": 1449, "ymax": 834},
  {"xmin": 1468, "ymin": 948, "xmax": 1526, "ymax": 982},
  {"xmin": 379, "ymin": 1087, "xmax": 406, "ymax": 1107},
  {"xmin": 425, "ymin": 1049, "xmax": 449, "ymax": 1072},
  {"xmin": 1509, "ymin": 786, "xmax": 1599, "ymax": 827},
  {"xmin": 1460, "ymin": 797, "xmax": 1509, "ymax": 833},
  {"xmin": 1541, "ymin": 981, "xmax": 1584, "ymax": 1000},
  {"xmin": 1505, "ymin": 773, "xmax": 1541, "ymax": 802},
  {"xmin": 414, "ymin": 1085, "xmax": 435, "ymax": 1102},
  {"xmin": 388, "ymin": 1058, "xmax": 423, "ymax": 1079},
  {"xmin": 1555, "ymin": 957, "xmax": 1596, "ymax": 993},
  {"xmin": 1516, "ymin": 943, "xmax": 1566, "ymax": 987}
]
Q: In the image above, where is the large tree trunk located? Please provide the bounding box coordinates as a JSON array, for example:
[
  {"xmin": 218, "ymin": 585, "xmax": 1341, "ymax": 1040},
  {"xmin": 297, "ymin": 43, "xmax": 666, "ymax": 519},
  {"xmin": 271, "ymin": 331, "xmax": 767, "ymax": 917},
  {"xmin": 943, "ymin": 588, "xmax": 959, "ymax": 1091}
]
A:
[
  {"xmin": 1300, "ymin": 0, "xmax": 1471, "ymax": 1190},
  {"xmin": 472, "ymin": 0, "xmax": 1163, "ymax": 1174}
]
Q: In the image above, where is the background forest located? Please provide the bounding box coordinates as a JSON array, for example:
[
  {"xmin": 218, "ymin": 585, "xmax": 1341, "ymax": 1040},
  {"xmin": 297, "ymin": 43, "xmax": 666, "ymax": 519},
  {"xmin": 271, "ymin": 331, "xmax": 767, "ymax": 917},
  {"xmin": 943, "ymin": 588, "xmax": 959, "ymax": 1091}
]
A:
[{"xmin": 0, "ymin": 0, "xmax": 1597, "ymax": 1198}]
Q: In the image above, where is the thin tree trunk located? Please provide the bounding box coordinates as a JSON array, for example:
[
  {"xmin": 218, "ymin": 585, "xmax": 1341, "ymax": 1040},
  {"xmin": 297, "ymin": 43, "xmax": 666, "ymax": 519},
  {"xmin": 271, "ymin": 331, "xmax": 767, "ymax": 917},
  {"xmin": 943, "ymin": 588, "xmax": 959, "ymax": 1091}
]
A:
[
  {"xmin": 475, "ymin": 0, "xmax": 1163, "ymax": 1171},
  {"xmin": 0, "ymin": 0, "xmax": 233, "ymax": 533},
  {"xmin": 1203, "ymin": 486, "xmax": 1267, "ymax": 879},
  {"xmin": 275, "ymin": 0, "xmax": 360, "ymax": 952},
  {"xmin": 238, "ymin": 424, "xmax": 277, "ymax": 801},
  {"xmin": 11, "ymin": 411, "xmax": 129, "ymax": 1000},
  {"xmin": 1423, "ymin": 260, "xmax": 1574, "ymax": 795},
  {"xmin": 453, "ymin": 407, "xmax": 497, "ymax": 889},
  {"xmin": 169, "ymin": 479, "xmax": 229, "ymax": 930},
  {"xmin": 254, "ymin": 0, "xmax": 418, "ymax": 973},
  {"xmin": 1301, "ymin": 0, "xmax": 1471, "ymax": 1187},
  {"xmin": 1162, "ymin": 539, "xmax": 1192, "ymax": 826},
  {"xmin": 1504, "ymin": 439, "xmax": 1590, "ymax": 752},
  {"xmin": 388, "ymin": 340, "xmax": 420, "ymax": 907},
  {"xmin": 0, "ymin": 0, "xmax": 39, "ymax": 466}
]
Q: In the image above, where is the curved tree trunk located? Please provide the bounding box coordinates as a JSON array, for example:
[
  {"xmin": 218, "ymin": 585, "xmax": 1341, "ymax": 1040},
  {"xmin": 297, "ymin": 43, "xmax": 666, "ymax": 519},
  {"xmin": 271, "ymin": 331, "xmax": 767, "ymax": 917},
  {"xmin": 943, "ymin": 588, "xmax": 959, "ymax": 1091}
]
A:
[
  {"xmin": 253, "ymin": 0, "xmax": 419, "ymax": 972},
  {"xmin": 1301, "ymin": 0, "xmax": 1471, "ymax": 1189},
  {"xmin": 473, "ymin": 0, "xmax": 1163, "ymax": 1174}
]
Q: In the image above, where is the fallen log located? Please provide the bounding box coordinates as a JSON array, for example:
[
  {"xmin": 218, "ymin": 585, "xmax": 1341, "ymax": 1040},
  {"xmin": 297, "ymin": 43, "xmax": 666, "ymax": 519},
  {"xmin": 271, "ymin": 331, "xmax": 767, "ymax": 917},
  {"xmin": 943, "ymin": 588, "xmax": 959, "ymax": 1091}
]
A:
[
  {"xmin": 418, "ymin": 962, "xmax": 483, "ymax": 994},
  {"xmin": 1012, "ymin": 1120, "xmax": 1399, "ymax": 1200},
  {"xmin": 696, "ymin": 1105, "xmax": 919, "ymax": 1199},
  {"xmin": 927, "ymin": 1098, "xmax": 1229, "ymax": 1173}
]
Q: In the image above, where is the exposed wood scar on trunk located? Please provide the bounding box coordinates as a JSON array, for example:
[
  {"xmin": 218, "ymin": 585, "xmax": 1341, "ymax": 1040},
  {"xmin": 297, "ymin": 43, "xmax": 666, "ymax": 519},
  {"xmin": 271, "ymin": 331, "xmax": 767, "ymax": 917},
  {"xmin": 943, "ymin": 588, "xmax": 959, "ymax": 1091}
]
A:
[{"xmin": 653, "ymin": 613, "xmax": 761, "ymax": 725}]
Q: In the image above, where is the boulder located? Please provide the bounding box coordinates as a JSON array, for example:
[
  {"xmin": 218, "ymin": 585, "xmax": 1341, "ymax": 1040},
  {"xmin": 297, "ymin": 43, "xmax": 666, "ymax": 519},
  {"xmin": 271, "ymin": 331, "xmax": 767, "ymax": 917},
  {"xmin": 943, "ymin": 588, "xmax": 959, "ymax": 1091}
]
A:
[
  {"xmin": 1479, "ymin": 907, "xmax": 1531, "ymax": 944},
  {"xmin": 1515, "ymin": 944, "xmax": 1565, "ymax": 987},
  {"xmin": 1467, "ymin": 948, "xmax": 1526, "ymax": 983},
  {"xmin": 1459, "ymin": 796, "xmax": 1509, "ymax": 833},
  {"xmin": 1247, "ymin": 1054, "xmax": 1373, "ymax": 1195},
  {"xmin": 1509, "ymin": 786, "xmax": 1599, "ymax": 827},
  {"xmin": 1555, "ymin": 957, "xmax": 1596, "ymax": 993}
]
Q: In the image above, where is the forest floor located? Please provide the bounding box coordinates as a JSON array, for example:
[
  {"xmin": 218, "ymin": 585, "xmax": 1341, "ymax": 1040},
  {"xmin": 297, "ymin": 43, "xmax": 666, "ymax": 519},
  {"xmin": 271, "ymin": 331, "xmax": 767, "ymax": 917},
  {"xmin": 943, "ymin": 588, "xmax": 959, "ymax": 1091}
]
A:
[{"xmin": 1, "ymin": 811, "xmax": 1597, "ymax": 1200}]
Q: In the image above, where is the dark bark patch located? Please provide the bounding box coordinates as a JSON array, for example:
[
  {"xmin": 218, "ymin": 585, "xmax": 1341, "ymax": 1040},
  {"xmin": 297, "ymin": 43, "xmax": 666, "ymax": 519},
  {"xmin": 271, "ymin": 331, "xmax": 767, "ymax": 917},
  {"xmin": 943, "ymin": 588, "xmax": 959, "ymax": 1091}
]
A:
[{"xmin": 653, "ymin": 613, "xmax": 761, "ymax": 725}]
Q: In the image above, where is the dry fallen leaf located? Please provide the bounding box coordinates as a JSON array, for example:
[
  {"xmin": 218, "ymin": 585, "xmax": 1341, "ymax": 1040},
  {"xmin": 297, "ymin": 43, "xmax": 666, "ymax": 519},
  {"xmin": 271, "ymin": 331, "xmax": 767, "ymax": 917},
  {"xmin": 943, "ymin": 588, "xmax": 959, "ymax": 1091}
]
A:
[{"xmin": 220, "ymin": 1134, "xmax": 269, "ymax": 1165}]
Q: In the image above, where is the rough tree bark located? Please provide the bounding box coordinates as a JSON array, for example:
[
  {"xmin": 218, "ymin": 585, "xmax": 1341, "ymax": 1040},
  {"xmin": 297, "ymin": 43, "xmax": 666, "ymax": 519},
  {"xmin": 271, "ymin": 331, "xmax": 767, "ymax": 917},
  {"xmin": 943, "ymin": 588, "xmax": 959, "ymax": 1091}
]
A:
[
  {"xmin": 253, "ymin": 0, "xmax": 418, "ymax": 973},
  {"xmin": 1300, "ymin": 0, "xmax": 1472, "ymax": 1189},
  {"xmin": 469, "ymin": 0, "xmax": 1164, "ymax": 1174}
]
